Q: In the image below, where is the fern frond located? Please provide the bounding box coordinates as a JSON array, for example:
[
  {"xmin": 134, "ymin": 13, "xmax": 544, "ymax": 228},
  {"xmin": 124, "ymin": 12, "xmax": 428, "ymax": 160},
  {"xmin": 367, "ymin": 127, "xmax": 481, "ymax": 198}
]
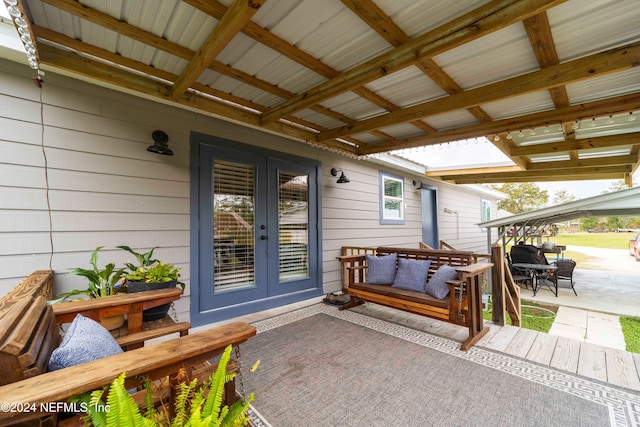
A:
[
  {"xmin": 171, "ymin": 378, "xmax": 198, "ymax": 427},
  {"xmin": 104, "ymin": 372, "xmax": 147, "ymax": 427},
  {"xmin": 221, "ymin": 392, "xmax": 254, "ymax": 427},
  {"xmin": 140, "ymin": 376, "xmax": 158, "ymax": 418},
  {"xmin": 201, "ymin": 345, "xmax": 232, "ymax": 420}
]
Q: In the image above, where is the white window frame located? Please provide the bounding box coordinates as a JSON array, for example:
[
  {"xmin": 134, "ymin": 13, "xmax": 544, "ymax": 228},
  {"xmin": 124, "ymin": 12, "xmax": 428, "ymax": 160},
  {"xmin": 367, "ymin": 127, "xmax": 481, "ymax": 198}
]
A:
[
  {"xmin": 481, "ymin": 199, "xmax": 491, "ymax": 224},
  {"xmin": 379, "ymin": 172, "xmax": 405, "ymax": 224}
]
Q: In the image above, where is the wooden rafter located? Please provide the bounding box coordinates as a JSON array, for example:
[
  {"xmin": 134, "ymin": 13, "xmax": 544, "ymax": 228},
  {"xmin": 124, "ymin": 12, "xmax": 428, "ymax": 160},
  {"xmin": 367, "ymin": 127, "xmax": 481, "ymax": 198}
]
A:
[
  {"xmin": 320, "ymin": 42, "xmax": 640, "ymax": 141},
  {"xmin": 31, "ymin": 26, "xmax": 365, "ymax": 149},
  {"xmin": 36, "ymin": 43, "xmax": 358, "ymax": 155},
  {"xmin": 357, "ymin": 93, "xmax": 640, "ymax": 154},
  {"xmin": 341, "ymin": 0, "xmax": 527, "ymax": 169},
  {"xmin": 170, "ymin": 0, "xmax": 264, "ymax": 100},
  {"xmin": 18, "ymin": 0, "xmax": 640, "ymax": 185},
  {"xmin": 183, "ymin": 0, "xmax": 422, "ymax": 136},
  {"xmin": 428, "ymin": 154, "xmax": 638, "ymax": 178},
  {"xmin": 510, "ymin": 132, "xmax": 640, "ymax": 156},
  {"xmin": 439, "ymin": 165, "xmax": 632, "ymax": 184},
  {"xmin": 261, "ymin": 0, "xmax": 566, "ymax": 124},
  {"xmin": 37, "ymin": 0, "xmax": 366, "ymax": 144}
]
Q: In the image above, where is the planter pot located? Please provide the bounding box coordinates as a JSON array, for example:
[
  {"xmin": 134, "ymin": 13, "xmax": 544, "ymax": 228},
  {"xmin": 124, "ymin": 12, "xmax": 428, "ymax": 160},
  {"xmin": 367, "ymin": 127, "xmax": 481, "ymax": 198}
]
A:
[{"xmin": 127, "ymin": 279, "xmax": 177, "ymax": 321}]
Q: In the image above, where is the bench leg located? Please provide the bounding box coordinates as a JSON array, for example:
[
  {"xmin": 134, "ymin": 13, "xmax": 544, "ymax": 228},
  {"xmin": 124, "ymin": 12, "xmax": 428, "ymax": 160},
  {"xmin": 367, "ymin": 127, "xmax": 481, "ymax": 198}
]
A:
[{"xmin": 460, "ymin": 274, "xmax": 489, "ymax": 351}]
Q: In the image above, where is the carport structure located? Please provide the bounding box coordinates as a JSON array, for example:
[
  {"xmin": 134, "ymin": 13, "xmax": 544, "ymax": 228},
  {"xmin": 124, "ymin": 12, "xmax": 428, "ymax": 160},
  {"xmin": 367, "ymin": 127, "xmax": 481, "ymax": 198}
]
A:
[{"xmin": 479, "ymin": 186, "xmax": 640, "ymax": 247}]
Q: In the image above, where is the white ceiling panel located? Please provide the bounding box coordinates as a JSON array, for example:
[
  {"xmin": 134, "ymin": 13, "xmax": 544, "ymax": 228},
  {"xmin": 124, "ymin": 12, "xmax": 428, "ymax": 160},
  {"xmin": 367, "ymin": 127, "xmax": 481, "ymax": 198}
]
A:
[
  {"xmin": 480, "ymin": 91, "xmax": 555, "ymax": 120},
  {"xmin": 433, "ymin": 23, "xmax": 538, "ymax": 90},
  {"xmin": 548, "ymin": 0, "xmax": 640, "ymax": 62},
  {"xmin": 376, "ymin": 0, "xmax": 491, "ymax": 39},
  {"xmin": 320, "ymin": 92, "xmax": 386, "ymax": 122},
  {"xmin": 365, "ymin": 65, "xmax": 447, "ymax": 108}
]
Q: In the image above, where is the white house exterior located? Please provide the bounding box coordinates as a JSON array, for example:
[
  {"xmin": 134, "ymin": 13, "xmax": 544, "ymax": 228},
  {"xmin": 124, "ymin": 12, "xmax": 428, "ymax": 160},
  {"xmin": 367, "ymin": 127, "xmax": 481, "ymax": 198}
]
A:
[{"xmin": 0, "ymin": 58, "xmax": 499, "ymax": 326}]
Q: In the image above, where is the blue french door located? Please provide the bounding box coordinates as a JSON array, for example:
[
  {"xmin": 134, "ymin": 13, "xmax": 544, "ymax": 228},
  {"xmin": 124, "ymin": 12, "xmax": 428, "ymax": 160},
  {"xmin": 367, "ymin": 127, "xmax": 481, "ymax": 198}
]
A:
[{"xmin": 191, "ymin": 133, "xmax": 322, "ymax": 324}]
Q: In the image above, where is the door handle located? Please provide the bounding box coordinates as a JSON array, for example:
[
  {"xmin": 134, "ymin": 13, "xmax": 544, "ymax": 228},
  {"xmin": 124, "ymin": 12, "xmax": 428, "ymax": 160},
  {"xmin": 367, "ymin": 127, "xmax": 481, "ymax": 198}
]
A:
[{"xmin": 260, "ymin": 235, "xmax": 267, "ymax": 240}]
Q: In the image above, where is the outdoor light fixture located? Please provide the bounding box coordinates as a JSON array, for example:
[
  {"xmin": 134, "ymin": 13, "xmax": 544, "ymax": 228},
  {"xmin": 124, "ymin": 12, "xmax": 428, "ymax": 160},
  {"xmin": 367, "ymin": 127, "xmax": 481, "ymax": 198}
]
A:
[
  {"xmin": 330, "ymin": 168, "xmax": 350, "ymax": 183},
  {"xmin": 147, "ymin": 130, "xmax": 173, "ymax": 155}
]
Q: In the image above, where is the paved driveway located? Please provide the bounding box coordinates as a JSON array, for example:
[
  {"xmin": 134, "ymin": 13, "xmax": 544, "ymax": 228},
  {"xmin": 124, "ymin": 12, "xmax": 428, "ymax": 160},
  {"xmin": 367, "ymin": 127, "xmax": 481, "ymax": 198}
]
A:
[{"xmin": 519, "ymin": 245, "xmax": 638, "ymax": 317}]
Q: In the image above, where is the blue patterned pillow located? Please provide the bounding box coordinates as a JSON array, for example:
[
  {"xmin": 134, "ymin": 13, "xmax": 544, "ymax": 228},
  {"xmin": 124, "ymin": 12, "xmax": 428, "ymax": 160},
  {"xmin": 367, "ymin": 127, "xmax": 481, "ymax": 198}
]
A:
[
  {"xmin": 424, "ymin": 264, "xmax": 458, "ymax": 299},
  {"xmin": 365, "ymin": 253, "xmax": 397, "ymax": 284},
  {"xmin": 392, "ymin": 258, "xmax": 431, "ymax": 292},
  {"xmin": 48, "ymin": 314, "xmax": 123, "ymax": 371}
]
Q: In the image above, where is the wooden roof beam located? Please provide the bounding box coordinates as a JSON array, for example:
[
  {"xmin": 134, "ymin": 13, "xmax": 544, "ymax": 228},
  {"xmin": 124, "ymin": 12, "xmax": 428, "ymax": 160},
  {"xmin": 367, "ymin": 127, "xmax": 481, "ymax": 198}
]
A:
[
  {"xmin": 510, "ymin": 132, "xmax": 640, "ymax": 156},
  {"xmin": 438, "ymin": 165, "xmax": 631, "ymax": 184},
  {"xmin": 184, "ymin": 0, "xmax": 418, "ymax": 133},
  {"xmin": 426, "ymin": 154, "xmax": 636, "ymax": 178},
  {"xmin": 170, "ymin": 0, "xmax": 264, "ymax": 100},
  {"xmin": 356, "ymin": 92, "xmax": 640, "ymax": 154},
  {"xmin": 342, "ymin": 0, "xmax": 527, "ymax": 168},
  {"xmin": 321, "ymin": 42, "xmax": 640, "ymax": 140},
  {"xmin": 40, "ymin": 0, "xmax": 363, "ymax": 135},
  {"xmin": 261, "ymin": 0, "xmax": 566, "ymax": 124},
  {"xmin": 36, "ymin": 44, "xmax": 365, "ymax": 155}
]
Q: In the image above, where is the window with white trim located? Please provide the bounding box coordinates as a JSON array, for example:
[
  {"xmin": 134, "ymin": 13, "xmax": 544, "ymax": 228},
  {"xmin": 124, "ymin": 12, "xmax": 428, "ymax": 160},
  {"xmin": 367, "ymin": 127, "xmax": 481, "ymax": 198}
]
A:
[
  {"xmin": 481, "ymin": 199, "xmax": 491, "ymax": 223},
  {"xmin": 379, "ymin": 172, "xmax": 405, "ymax": 224}
]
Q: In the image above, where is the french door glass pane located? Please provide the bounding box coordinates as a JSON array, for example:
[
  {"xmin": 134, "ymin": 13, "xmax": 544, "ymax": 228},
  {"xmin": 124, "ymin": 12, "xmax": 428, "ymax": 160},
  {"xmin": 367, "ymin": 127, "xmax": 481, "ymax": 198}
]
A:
[
  {"xmin": 278, "ymin": 170, "xmax": 309, "ymax": 281},
  {"xmin": 213, "ymin": 160, "xmax": 255, "ymax": 291}
]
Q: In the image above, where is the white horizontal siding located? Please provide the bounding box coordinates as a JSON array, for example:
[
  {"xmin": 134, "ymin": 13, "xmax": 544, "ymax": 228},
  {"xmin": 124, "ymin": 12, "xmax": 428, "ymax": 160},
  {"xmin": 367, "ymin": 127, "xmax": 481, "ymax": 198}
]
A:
[{"xmin": 0, "ymin": 58, "xmax": 498, "ymax": 322}]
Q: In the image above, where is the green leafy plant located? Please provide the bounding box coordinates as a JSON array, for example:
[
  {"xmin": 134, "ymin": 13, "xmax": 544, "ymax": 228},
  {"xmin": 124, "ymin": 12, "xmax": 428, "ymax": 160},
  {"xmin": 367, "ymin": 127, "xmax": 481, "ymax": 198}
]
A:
[
  {"xmin": 119, "ymin": 246, "xmax": 185, "ymax": 290},
  {"xmin": 124, "ymin": 262, "xmax": 185, "ymax": 290},
  {"xmin": 74, "ymin": 345, "xmax": 254, "ymax": 426},
  {"xmin": 51, "ymin": 246, "xmax": 126, "ymax": 303},
  {"xmin": 117, "ymin": 245, "xmax": 159, "ymax": 271}
]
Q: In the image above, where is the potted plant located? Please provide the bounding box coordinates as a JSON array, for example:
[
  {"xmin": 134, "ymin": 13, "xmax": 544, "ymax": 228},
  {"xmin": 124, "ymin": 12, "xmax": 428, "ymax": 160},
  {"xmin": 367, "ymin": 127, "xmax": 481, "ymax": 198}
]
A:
[
  {"xmin": 119, "ymin": 246, "xmax": 185, "ymax": 321},
  {"xmin": 51, "ymin": 246, "xmax": 126, "ymax": 329}
]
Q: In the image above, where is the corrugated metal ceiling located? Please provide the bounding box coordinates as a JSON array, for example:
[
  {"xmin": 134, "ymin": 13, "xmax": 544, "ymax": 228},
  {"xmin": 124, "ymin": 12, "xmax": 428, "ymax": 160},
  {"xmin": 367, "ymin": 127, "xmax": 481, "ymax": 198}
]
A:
[{"xmin": 7, "ymin": 0, "xmax": 640, "ymax": 184}]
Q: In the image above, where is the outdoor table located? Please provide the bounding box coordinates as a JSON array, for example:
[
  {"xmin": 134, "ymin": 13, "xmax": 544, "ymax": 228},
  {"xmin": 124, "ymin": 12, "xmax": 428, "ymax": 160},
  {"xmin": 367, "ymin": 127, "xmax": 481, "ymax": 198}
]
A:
[{"xmin": 511, "ymin": 263, "xmax": 559, "ymax": 297}]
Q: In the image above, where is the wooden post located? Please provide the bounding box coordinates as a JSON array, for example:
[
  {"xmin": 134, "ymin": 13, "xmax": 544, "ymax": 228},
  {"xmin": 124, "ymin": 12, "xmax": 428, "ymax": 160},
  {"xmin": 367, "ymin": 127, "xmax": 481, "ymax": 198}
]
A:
[{"xmin": 491, "ymin": 244, "xmax": 505, "ymax": 326}]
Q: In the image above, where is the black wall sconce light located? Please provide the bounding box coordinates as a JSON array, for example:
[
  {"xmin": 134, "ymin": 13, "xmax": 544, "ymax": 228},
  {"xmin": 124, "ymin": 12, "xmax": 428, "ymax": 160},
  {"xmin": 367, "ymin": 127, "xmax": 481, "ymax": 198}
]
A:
[
  {"xmin": 330, "ymin": 168, "xmax": 350, "ymax": 183},
  {"xmin": 147, "ymin": 130, "xmax": 173, "ymax": 156}
]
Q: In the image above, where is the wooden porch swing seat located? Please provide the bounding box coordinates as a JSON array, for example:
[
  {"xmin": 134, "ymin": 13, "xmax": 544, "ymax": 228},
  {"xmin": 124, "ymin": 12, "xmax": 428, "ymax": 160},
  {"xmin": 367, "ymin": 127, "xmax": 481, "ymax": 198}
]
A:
[
  {"xmin": 338, "ymin": 247, "xmax": 492, "ymax": 351},
  {"xmin": 0, "ymin": 270, "xmax": 256, "ymax": 426}
]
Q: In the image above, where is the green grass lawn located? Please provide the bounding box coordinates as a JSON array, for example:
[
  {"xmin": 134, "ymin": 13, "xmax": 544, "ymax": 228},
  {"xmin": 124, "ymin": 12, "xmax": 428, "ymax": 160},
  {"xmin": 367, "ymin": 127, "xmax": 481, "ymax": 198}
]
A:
[
  {"xmin": 620, "ymin": 317, "xmax": 640, "ymax": 353},
  {"xmin": 483, "ymin": 299, "xmax": 557, "ymax": 333},
  {"xmin": 550, "ymin": 232, "xmax": 634, "ymax": 249}
]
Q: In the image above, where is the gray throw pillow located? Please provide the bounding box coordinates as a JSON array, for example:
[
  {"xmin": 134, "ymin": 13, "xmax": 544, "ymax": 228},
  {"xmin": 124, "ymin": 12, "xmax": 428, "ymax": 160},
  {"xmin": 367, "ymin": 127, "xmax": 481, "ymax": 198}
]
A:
[
  {"xmin": 424, "ymin": 264, "xmax": 458, "ymax": 299},
  {"xmin": 366, "ymin": 253, "xmax": 397, "ymax": 284},
  {"xmin": 392, "ymin": 258, "xmax": 431, "ymax": 292},
  {"xmin": 48, "ymin": 314, "xmax": 123, "ymax": 371}
]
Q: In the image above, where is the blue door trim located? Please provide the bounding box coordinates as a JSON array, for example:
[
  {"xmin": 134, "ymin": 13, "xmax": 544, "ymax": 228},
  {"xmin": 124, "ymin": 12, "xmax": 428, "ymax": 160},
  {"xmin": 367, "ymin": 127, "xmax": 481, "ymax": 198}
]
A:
[{"xmin": 189, "ymin": 132, "xmax": 323, "ymax": 327}]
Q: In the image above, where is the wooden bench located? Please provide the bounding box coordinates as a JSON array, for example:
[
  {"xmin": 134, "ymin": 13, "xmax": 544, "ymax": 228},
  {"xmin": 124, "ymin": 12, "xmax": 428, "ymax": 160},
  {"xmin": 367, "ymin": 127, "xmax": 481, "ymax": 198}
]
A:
[
  {"xmin": 338, "ymin": 247, "xmax": 492, "ymax": 351},
  {"xmin": 0, "ymin": 271, "xmax": 256, "ymax": 426}
]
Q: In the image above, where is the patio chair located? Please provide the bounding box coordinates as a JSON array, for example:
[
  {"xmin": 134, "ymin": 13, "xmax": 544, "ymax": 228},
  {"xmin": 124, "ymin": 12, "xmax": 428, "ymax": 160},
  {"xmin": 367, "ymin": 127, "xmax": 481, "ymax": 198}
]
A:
[
  {"xmin": 555, "ymin": 259, "xmax": 578, "ymax": 296},
  {"xmin": 510, "ymin": 244, "xmax": 558, "ymax": 296}
]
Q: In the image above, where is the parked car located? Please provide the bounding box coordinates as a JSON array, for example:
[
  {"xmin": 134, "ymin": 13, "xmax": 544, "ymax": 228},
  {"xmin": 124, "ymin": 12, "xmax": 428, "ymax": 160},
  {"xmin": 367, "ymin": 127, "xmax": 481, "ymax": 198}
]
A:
[{"xmin": 629, "ymin": 233, "xmax": 640, "ymax": 261}]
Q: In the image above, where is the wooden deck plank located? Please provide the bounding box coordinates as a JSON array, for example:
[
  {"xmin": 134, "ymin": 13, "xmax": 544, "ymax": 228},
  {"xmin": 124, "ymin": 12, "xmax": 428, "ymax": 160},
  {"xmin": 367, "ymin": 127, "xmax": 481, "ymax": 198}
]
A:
[
  {"xmin": 482, "ymin": 324, "xmax": 520, "ymax": 352},
  {"xmin": 525, "ymin": 332, "xmax": 559, "ymax": 365},
  {"xmin": 504, "ymin": 328, "xmax": 538, "ymax": 359},
  {"xmin": 577, "ymin": 342, "xmax": 608, "ymax": 383},
  {"xmin": 550, "ymin": 336, "xmax": 580, "ymax": 373},
  {"xmin": 604, "ymin": 347, "xmax": 640, "ymax": 390},
  {"xmin": 476, "ymin": 323, "xmax": 502, "ymax": 347}
]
